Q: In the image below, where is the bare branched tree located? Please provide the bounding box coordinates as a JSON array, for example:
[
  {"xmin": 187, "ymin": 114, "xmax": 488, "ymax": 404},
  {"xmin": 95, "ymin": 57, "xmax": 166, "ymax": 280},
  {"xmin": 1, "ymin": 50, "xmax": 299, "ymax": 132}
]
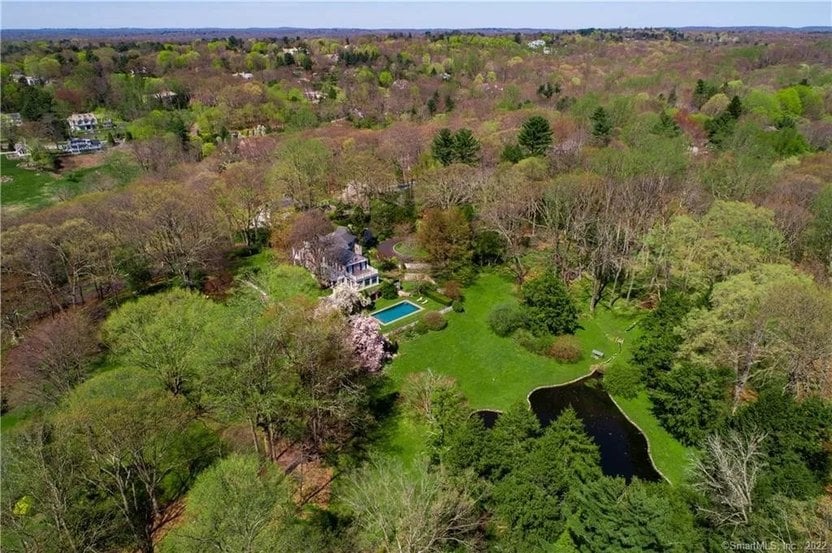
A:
[{"xmin": 691, "ymin": 430, "xmax": 767, "ymax": 527}]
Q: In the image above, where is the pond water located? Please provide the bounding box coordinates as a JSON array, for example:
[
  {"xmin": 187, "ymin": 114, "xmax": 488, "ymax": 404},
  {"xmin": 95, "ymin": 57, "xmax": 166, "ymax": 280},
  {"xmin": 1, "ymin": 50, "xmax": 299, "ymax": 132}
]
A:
[
  {"xmin": 474, "ymin": 373, "xmax": 661, "ymax": 482},
  {"xmin": 474, "ymin": 409, "xmax": 501, "ymax": 429}
]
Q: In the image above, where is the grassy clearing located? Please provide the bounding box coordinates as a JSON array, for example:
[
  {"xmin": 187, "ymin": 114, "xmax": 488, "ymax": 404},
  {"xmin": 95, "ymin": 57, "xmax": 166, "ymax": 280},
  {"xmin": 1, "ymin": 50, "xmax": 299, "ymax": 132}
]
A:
[
  {"xmin": 234, "ymin": 251, "xmax": 324, "ymax": 301},
  {"xmin": 1, "ymin": 158, "xmax": 61, "ymax": 207},
  {"xmin": 381, "ymin": 271, "xmax": 692, "ymax": 483},
  {"xmin": 1, "ymin": 154, "xmax": 142, "ymax": 212}
]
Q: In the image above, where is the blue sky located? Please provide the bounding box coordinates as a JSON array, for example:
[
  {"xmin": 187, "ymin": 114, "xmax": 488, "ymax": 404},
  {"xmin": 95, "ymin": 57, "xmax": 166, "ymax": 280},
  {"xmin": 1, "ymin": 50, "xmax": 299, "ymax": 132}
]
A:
[{"xmin": 1, "ymin": 1, "xmax": 830, "ymax": 29}]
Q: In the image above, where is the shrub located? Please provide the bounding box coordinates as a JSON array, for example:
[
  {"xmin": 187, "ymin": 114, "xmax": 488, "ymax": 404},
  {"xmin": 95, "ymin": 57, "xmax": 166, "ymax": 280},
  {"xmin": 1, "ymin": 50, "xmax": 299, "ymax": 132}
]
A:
[
  {"xmin": 423, "ymin": 289, "xmax": 453, "ymax": 306},
  {"xmin": 547, "ymin": 335, "xmax": 582, "ymax": 363},
  {"xmin": 442, "ymin": 281, "xmax": 462, "ymax": 301},
  {"xmin": 513, "ymin": 329, "xmax": 554, "ymax": 356},
  {"xmin": 423, "ymin": 311, "xmax": 448, "ymax": 331},
  {"xmin": 378, "ymin": 258, "xmax": 398, "ymax": 271},
  {"xmin": 379, "ymin": 281, "xmax": 398, "ymax": 300},
  {"xmin": 413, "ymin": 281, "xmax": 432, "ymax": 295},
  {"xmin": 451, "ymin": 301, "xmax": 464, "ymax": 313},
  {"xmin": 488, "ymin": 303, "xmax": 527, "ymax": 337},
  {"xmin": 603, "ymin": 363, "xmax": 645, "ymax": 399},
  {"xmin": 411, "ymin": 321, "xmax": 430, "ymax": 336}
]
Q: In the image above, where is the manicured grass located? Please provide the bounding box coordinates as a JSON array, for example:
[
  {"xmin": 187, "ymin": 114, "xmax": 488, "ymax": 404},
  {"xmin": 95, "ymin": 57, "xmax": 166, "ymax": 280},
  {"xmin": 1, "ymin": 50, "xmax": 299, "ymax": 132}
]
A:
[
  {"xmin": 388, "ymin": 272, "xmax": 637, "ymax": 410},
  {"xmin": 1, "ymin": 157, "xmax": 136, "ymax": 211},
  {"xmin": 383, "ymin": 271, "xmax": 692, "ymax": 484},
  {"xmin": 392, "ymin": 239, "xmax": 428, "ymax": 260},
  {"xmin": 1, "ymin": 158, "xmax": 59, "ymax": 207}
]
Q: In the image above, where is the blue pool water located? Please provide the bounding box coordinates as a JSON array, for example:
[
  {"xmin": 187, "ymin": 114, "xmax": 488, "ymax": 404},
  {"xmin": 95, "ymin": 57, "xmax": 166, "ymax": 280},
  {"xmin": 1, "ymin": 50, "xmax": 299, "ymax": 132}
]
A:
[{"xmin": 372, "ymin": 301, "xmax": 421, "ymax": 325}]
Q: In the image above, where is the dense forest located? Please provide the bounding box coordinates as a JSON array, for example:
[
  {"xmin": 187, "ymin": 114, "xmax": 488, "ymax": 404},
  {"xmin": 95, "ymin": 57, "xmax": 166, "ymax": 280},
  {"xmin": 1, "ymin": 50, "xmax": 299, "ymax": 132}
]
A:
[{"xmin": 1, "ymin": 27, "xmax": 831, "ymax": 552}]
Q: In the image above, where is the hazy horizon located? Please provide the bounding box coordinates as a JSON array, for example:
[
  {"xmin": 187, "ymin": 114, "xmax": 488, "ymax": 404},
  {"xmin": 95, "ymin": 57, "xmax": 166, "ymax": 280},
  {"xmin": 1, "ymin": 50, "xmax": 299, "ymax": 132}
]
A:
[{"xmin": 2, "ymin": 1, "xmax": 830, "ymax": 31}]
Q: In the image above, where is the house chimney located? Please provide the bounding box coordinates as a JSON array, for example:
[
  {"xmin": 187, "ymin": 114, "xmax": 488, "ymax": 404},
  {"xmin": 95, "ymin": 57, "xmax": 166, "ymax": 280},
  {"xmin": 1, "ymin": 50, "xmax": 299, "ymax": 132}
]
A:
[{"xmin": 354, "ymin": 243, "xmax": 363, "ymax": 256}]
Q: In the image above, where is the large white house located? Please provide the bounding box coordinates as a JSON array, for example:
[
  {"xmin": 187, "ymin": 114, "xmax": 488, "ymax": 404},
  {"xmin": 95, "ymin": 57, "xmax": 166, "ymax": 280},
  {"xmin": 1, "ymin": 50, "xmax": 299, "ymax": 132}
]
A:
[
  {"xmin": 67, "ymin": 113, "xmax": 98, "ymax": 133},
  {"xmin": 293, "ymin": 227, "xmax": 379, "ymax": 290}
]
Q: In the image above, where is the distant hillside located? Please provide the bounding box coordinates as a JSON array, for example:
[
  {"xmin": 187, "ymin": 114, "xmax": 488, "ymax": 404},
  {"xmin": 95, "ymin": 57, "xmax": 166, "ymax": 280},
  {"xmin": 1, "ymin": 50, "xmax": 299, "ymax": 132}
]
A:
[{"xmin": 2, "ymin": 25, "xmax": 830, "ymax": 41}]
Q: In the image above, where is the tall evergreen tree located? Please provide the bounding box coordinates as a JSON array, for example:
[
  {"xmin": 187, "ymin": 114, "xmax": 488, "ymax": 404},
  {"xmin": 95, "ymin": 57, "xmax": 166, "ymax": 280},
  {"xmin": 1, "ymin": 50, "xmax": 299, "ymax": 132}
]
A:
[
  {"xmin": 518, "ymin": 115, "xmax": 554, "ymax": 156},
  {"xmin": 431, "ymin": 128, "xmax": 456, "ymax": 166},
  {"xmin": 453, "ymin": 128, "xmax": 481, "ymax": 165},
  {"xmin": 590, "ymin": 107, "xmax": 612, "ymax": 145},
  {"xmin": 726, "ymin": 94, "xmax": 743, "ymax": 119},
  {"xmin": 522, "ymin": 271, "xmax": 579, "ymax": 336}
]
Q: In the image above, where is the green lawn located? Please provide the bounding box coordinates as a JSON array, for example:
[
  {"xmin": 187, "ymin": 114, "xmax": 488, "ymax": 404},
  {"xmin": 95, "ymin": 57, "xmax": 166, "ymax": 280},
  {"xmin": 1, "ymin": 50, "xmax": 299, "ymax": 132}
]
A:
[
  {"xmin": 1, "ymin": 154, "xmax": 140, "ymax": 211},
  {"xmin": 382, "ymin": 271, "xmax": 693, "ymax": 484},
  {"xmin": 1, "ymin": 158, "xmax": 61, "ymax": 207},
  {"xmin": 393, "ymin": 239, "xmax": 428, "ymax": 260},
  {"xmin": 388, "ymin": 272, "xmax": 637, "ymax": 409}
]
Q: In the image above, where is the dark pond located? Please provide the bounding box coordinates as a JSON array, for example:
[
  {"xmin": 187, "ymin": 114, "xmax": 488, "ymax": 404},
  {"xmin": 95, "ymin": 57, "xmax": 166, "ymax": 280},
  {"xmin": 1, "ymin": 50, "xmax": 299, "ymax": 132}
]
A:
[
  {"xmin": 474, "ymin": 373, "xmax": 661, "ymax": 482},
  {"xmin": 473, "ymin": 409, "xmax": 501, "ymax": 429}
]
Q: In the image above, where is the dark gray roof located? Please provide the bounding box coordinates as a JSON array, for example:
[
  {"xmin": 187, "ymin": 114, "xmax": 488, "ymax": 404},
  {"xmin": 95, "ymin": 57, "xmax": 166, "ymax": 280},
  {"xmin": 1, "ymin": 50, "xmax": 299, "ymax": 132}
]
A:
[{"xmin": 326, "ymin": 227, "xmax": 358, "ymax": 266}]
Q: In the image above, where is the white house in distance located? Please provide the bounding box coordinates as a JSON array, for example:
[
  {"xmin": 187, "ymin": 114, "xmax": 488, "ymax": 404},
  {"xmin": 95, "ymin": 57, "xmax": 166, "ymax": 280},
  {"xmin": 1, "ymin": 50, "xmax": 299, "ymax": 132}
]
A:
[
  {"xmin": 293, "ymin": 227, "xmax": 380, "ymax": 290},
  {"xmin": 67, "ymin": 113, "xmax": 98, "ymax": 133}
]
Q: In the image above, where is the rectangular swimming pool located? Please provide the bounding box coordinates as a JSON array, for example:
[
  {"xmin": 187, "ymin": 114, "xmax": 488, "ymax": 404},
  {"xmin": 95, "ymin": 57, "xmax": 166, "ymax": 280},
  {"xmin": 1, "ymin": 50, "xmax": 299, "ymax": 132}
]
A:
[{"xmin": 371, "ymin": 300, "xmax": 422, "ymax": 325}]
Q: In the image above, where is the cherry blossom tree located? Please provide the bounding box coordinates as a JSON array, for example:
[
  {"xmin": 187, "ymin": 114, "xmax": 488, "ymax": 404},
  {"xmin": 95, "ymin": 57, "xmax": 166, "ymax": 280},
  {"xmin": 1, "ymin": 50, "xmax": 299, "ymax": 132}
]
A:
[
  {"xmin": 348, "ymin": 314, "xmax": 392, "ymax": 372},
  {"xmin": 319, "ymin": 282, "xmax": 371, "ymax": 315}
]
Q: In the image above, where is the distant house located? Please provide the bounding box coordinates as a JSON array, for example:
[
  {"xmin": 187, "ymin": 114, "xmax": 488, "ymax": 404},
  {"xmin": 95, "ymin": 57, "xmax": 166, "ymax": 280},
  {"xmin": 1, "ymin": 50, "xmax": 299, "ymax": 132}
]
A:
[
  {"xmin": 527, "ymin": 39, "xmax": 546, "ymax": 49},
  {"xmin": 150, "ymin": 90, "xmax": 177, "ymax": 100},
  {"xmin": 10, "ymin": 73, "xmax": 43, "ymax": 86},
  {"xmin": 67, "ymin": 113, "xmax": 98, "ymax": 133},
  {"xmin": 292, "ymin": 227, "xmax": 380, "ymax": 290},
  {"xmin": 62, "ymin": 138, "xmax": 103, "ymax": 155},
  {"xmin": 1, "ymin": 113, "xmax": 23, "ymax": 127},
  {"xmin": 233, "ymin": 72, "xmax": 254, "ymax": 80}
]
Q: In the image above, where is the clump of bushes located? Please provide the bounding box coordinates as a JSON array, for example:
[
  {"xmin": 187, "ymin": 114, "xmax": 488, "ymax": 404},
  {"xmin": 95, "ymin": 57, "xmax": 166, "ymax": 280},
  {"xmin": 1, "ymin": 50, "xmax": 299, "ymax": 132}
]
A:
[
  {"xmin": 547, "ymin": 335, "xmax": 582, "ymax": 363},
  {"xmin": 378, "ymin": 258, "xmax": 398, "ymax": 272},
  {"xmin": 513, "ymin": 329, "xmax": 554, "ymax": 356},
  {"xmin": 442, "ymin": 280, "xmax": 463, "ymax": 301},
  {"xmin": 488, "ymin": 303, "xmax": 528, "ymax": 337},
  {"xmin": 423, "ymin": 311, "xmax": 448, "ymax": 331},
  {"xmin": 379, "ymin": 280, "xmax": 398, "ymax": 299},
  {"xmin": 602, "ymin": 362, "xmax": 645, "ymax": 399},
  {"xmin": 451, "ymin": 300, "xmax": 464, "ymax": 313}
]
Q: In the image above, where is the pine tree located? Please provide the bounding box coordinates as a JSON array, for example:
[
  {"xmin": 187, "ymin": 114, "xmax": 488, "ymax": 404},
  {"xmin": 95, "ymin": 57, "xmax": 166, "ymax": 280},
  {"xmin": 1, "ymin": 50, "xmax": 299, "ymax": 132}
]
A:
[
  {"xmin": 518, "ymin": 115, "xmax": 553, "ymax": 156},
  {"xmin": 444, "ymin": 94, "xmax": 455, "ymax": 112},
  {"xmin": 522, "ymin": 271, "xmax": 579, "ymax": 335},
  {"xmin": 431, "ymin": 128, "xmax": 456, "ymax": 166},
  {"xmin": 453, "ymin": 128, "xmax": 480, "ymax": 165},
  {"xmin": 590, "ymin": 107, "xmax": 612, "ymax": 145},
  {"xmin": 726, "ymin": 94, "xmax": 743, "ymax": 119}
]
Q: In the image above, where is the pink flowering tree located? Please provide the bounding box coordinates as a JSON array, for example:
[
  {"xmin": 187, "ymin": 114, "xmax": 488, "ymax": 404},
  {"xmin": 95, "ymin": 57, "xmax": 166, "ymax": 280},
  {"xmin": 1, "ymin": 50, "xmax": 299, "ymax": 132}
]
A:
[
  {"xmin": 320, "ymin": 281, "xmax": 371, "ymax": 316},
  {"xmin": 348, "ymin": 314, "xmax": 392, "ymax": 372}
]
